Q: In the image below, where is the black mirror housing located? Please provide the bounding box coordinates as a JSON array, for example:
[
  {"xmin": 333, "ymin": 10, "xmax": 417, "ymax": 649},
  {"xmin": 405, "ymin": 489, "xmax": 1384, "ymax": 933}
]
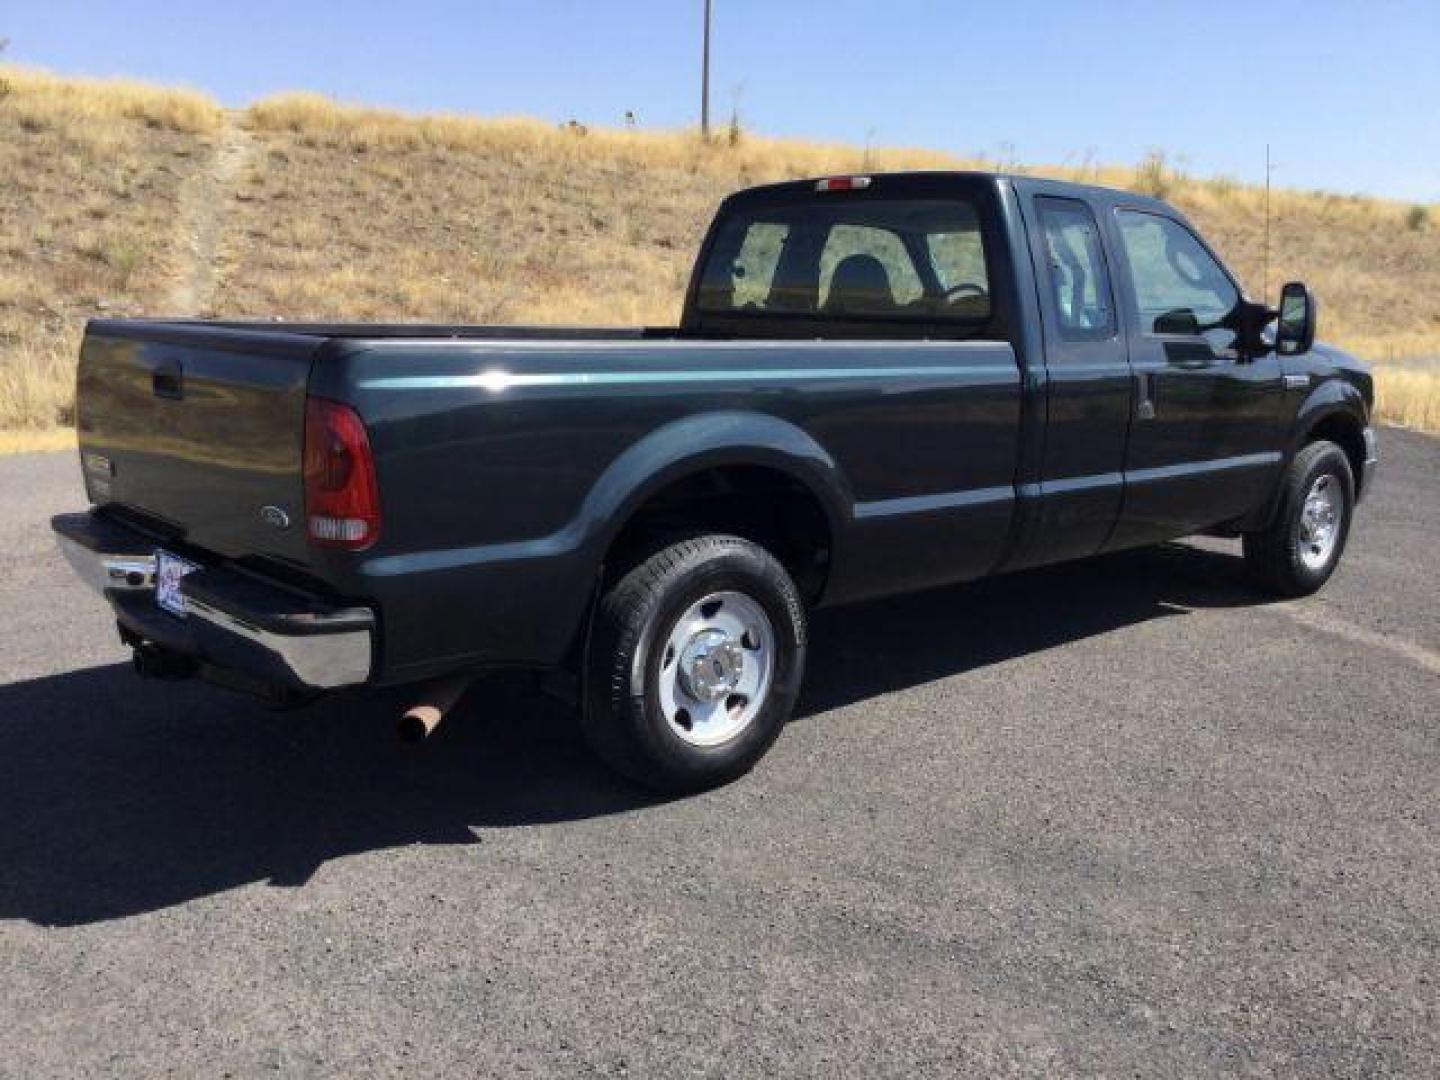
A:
[{"xmin": 1276, "ymin": 282, "xmax": 1318, "ymax": 356}]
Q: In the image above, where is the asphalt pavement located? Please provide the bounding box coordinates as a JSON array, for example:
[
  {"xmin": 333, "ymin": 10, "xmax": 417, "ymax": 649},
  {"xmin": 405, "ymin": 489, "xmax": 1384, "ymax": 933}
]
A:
[{"xmin": 0, "ymin": 431, "xmax": 1436, "ymax": 1077}]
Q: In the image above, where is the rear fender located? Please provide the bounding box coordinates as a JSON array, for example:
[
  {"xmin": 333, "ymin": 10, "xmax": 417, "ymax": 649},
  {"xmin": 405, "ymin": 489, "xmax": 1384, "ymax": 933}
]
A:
[
  {"xmin": 579, "ymin": 411, "xmax": 852, "ymax": 564},
  {"xmin": 355, "ymin": 411, "xmax": 852, "ymax": 680}
]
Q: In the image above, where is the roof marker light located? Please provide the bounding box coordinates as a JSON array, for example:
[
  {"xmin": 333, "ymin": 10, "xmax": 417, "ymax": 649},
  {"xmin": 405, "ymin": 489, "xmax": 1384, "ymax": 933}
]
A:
[{"xmin": 815, "ymin": 176, "xmax": 872, "ymax": 193}]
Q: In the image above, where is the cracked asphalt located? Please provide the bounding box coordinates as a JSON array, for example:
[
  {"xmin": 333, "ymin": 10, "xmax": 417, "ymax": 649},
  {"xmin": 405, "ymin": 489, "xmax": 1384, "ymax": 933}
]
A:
[{"xmin": 1, "ymin": 430, "xmax": 1436, "ymax": 1077}]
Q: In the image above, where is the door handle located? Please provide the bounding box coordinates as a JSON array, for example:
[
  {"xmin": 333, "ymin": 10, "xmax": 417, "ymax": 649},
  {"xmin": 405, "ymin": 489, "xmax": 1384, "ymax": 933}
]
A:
[
  {"xmin": 1135, "ymin": 371, "xmax": 1155, "ymax": 421},
  {"xmin": 152, "ymin": 362, "xmax": 183, "ymax": 400}
]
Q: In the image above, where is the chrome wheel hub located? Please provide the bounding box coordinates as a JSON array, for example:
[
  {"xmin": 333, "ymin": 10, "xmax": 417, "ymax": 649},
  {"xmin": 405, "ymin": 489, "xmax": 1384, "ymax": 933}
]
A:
[
  {"xmin": 657, "ymin": 591, "xmax": 775, "ymax": 747},
  {"xmin": 678, "ymin": 630, "xmax": 746, "ymax": 702},
  {"xmin": 1298, "ymin": 474, "xmax": 1343, "ymax": 571}
]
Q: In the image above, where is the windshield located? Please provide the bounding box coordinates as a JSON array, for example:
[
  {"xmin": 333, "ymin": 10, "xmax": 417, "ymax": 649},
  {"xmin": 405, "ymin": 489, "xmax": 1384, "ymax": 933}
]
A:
[{"xmin": 696, "ymin": 197, "xmax": 992, "ymax": 323}]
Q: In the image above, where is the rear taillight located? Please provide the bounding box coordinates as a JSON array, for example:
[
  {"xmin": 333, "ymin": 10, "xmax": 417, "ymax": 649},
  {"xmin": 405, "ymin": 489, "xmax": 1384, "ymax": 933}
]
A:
[{"xmin": 303, "ymin": 397, "xmax": 380, "ymax": 550}]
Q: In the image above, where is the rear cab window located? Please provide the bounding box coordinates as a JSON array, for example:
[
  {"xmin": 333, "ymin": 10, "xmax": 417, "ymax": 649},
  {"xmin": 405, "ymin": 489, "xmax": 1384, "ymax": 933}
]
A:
[{"xmin": 692, "ymin": 180, "xmax": 1001, "ymax": 336}]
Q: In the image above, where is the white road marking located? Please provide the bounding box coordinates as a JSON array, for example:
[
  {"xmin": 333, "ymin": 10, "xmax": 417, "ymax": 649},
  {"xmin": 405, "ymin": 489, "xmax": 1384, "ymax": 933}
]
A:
[{"xmin": 1271, "ymin": 602, "xmax": 1440, "ymax": 677}]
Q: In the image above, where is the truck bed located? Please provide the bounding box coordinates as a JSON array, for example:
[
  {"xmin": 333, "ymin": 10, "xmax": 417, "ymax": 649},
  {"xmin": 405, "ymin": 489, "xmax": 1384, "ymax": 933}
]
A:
[
  {"xmin": 76, "ymin": 318, "xmax": 1024, "ymax": 683},
  {"xmin": 75, "ymin": 320, "xmax": 678, "ymax": 566}
]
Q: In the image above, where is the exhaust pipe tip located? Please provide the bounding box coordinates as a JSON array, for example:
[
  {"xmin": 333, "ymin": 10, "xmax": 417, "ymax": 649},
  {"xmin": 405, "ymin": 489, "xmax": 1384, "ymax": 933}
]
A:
[
  {"xmin": 398, "ymin": 705, "xmax": 443, "ymax": 745},
  {"xmin": 397, "ymin": 674, "xmax": 474, "ymax": 745}
]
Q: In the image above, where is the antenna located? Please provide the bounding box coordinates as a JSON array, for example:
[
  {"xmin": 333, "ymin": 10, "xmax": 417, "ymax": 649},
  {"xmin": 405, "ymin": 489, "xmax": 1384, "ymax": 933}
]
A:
[{"xmin": 1262, "ymin": 143, "xmax": 1272, "ymax": 305}]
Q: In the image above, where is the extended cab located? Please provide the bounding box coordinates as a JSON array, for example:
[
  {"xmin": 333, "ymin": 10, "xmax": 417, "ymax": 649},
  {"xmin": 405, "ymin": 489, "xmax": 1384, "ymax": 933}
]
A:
[{"xmin": 53, "ymin": 172, "xmax": 1378, "ymax": 791}]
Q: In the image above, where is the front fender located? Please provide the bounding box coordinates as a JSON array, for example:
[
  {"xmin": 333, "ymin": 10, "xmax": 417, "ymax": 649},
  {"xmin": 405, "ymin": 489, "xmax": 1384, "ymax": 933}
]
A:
[
  {"xmin": 1239, "ymin": 378, "xmax": 1371, "ymax": 531},
  {"xmin": 1288, "ymin": 377, "xmax": 1369, "ymax": 461}
]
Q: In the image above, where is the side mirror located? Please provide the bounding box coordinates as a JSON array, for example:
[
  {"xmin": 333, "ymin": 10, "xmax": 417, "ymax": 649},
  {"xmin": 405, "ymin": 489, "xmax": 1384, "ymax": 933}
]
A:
[{"xmin": 1276, "ymin": 282, "xmax": 1317, "ymax": 355}]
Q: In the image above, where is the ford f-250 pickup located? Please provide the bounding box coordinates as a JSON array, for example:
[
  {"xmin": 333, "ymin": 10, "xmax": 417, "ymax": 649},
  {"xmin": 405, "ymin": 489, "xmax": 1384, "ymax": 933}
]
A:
[{"xmin": 53, "ymin": 171, "xmax": 1378, "ymax": 792}]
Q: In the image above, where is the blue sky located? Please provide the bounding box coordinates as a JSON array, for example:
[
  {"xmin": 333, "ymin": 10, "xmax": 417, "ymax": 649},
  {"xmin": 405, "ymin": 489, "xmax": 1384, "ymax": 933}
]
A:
[{"xmin": 5, "ymin": 0, "xmax": 1437, "ymax": 200}]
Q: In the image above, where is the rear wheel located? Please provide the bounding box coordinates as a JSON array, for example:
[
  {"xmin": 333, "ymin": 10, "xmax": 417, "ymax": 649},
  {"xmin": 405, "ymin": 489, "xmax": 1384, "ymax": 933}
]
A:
[
  {"xmin": 582, "ymin": 535, "xmax": 806, "ymax": 792},
  {"xmin": 1243, "ymin": 440, "xmax": 1354, "ymax": 597}
]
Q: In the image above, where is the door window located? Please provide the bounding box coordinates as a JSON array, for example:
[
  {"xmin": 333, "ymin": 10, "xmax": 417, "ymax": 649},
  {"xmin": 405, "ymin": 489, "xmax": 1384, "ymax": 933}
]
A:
[
  {"xmin": 1036, "ymin": 197, "xmax": 1115, "ymax": 340},
  {"xmin": 1115, "ymin": 211, "xmax": 1238, "ymax": 336}
]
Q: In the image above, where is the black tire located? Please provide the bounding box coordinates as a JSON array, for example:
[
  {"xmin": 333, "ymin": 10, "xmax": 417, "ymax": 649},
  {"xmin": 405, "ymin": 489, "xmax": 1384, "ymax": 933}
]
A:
[
  {"xmin": 581, "ymin": 534, "xmax": 807, "ymax": 793},
  {"xmin": 1243, "ymin": 440, "xmax": 1355, "ymax": 597}
]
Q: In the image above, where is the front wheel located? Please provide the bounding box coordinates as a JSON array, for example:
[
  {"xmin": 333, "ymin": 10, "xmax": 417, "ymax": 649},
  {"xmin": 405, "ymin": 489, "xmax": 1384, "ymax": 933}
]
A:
[
  {"xmin": 1243, "ymin": 440, "xmax": 1355, "ymax": 597},
  {"xmin": 582, "ymin": 535, "xmax": 807, "ymax": 793}
]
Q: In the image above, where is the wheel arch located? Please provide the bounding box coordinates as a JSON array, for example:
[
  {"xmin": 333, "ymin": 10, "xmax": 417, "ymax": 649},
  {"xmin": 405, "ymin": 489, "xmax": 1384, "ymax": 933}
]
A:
[
  {"xmin": 1290, "ymin": 382, "xmax": 1369, "ymax": 500},
  {"xmin": 1243, "ymin": 384, "xmax": 1369, "ymax": 532},
  {"xmin": 582, "ymin": 413, "xmax": 851, "ymax": 605},
  {"xmin": 1300, "ymin": 410, "xmax": 1367, "ymax": 501}
]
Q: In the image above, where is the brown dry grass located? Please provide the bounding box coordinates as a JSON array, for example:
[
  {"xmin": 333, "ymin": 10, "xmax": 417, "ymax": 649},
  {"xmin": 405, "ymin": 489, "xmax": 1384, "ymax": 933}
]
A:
[
  {"xmin": 0, "ymin": 67, "xmax": 222, "ymax": 430},
  {"xmin": 1372, "ymin": 367, "xmax": 1440, "ymax": 432},
  {"xmin": 222, "ymin": 94, "xmax": 969, "ymax": 326},
  {"xmin": 2, "ymin": 71, "xmax": 1436, "ymax": 439},
  {"xmin": 0, "ymin": 425, "xmax": 73, "ymax": 456}
]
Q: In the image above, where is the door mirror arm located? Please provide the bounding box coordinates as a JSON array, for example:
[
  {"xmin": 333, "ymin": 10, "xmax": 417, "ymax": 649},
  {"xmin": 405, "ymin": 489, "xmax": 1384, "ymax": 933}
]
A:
[{"xmin": 1231, "ymin": 299, "xmax": 1276, "ymax": 361}]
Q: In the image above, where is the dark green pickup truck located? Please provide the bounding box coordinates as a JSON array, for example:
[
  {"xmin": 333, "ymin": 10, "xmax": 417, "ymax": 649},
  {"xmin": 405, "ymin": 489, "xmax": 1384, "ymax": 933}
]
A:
[{"xmin": 53, "ymin": 171, "xmax": 1378, "ymax": 791}]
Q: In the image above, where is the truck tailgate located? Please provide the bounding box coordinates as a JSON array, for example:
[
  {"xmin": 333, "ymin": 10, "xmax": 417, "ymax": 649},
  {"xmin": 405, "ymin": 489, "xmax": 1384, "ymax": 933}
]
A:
[{"xmin": 75, "ymin": 321, "xmax": 323, "ymax": 566}]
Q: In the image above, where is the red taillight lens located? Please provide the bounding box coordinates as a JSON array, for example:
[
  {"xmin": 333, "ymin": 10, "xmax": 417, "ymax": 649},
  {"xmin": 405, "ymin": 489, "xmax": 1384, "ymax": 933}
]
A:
[{"xmin": 303, "ymin": 397, "xmax": 380, "ymax": 550}]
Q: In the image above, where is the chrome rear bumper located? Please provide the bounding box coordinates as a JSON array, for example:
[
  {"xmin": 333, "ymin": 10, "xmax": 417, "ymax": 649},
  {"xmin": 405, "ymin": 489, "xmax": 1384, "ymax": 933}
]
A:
[
  {"xmin": 52, "ymin": 512, "xmax": 374, "ymax": 691},
  {"xmin": 56, "ymin": 537, "xmax": 156, "ymax": 596}
]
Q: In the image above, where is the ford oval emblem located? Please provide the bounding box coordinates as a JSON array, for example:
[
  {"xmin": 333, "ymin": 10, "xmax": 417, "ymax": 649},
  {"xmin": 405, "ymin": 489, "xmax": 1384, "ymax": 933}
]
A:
[{"xmin": 260, "ymin": 505, "xmax": 292, "ymax": 530}]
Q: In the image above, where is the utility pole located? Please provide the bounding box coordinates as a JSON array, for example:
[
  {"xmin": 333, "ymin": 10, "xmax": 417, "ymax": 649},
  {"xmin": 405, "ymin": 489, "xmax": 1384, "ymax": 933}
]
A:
[
  {"xmin": 701, "ymin": 0, "xmax": 712, "ymax": 139},
  {"xmin": 1262, "ymin": 144, "xmax": 1272, "ymax": 305}
]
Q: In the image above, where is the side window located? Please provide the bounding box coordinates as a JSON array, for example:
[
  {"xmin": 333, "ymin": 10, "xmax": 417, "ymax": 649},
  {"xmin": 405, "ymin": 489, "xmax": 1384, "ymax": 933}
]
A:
[
  {"xmin": 818, "ymin": 225, "xmax": 924, "ymax": 312},
  {"xmin": 1115, "ymin": 211, "xmax": 1238, "ymax": 335},
  {"xmin": 1036, "ymin": 197, "xmax": 1115, "ymax": 340}
]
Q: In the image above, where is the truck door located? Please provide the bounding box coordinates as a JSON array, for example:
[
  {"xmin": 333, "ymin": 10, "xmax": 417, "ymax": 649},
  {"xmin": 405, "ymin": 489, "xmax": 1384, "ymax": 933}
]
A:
[
  {"xmin": 1009, "ymin": 192, "xmax": 1133, "ymax": 569},
  {"xmin": 1103, "ymin": 208, "xmax": 1289, "ymax": 549}
]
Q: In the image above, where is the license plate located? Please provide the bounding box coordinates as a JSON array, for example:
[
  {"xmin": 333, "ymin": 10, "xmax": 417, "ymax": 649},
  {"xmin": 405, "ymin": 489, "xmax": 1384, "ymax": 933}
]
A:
[{"xmin": 155, "ymin": 549, "xmax": 200, "ymax": 617}]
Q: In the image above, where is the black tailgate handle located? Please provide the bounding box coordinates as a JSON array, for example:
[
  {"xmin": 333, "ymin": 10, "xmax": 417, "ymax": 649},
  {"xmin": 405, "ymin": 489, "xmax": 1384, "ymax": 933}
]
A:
[{"xmin": 152, "ymin": 361, "xmax": 184, "ymax": 400}]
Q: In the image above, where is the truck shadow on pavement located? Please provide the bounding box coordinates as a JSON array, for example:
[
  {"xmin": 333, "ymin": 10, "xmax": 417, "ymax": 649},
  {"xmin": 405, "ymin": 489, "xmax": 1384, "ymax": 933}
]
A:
[
  {"xmin": 800, "ymin": 540, "xmax": 1266, "ymax": 716},
  {"xmin": 0, "ymin": 542, "xmax": 1269, "ymax": 926}
]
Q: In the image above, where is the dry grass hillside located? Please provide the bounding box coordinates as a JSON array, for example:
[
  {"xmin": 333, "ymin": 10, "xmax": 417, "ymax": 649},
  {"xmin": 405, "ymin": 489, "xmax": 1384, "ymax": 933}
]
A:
[
  {"xmin": 0, "ymin": 68, "xmax": 220, "ymax": 429},
  {"xmin": 1, "ymin": 67, "xmax": 1436, "ymax": 439}
]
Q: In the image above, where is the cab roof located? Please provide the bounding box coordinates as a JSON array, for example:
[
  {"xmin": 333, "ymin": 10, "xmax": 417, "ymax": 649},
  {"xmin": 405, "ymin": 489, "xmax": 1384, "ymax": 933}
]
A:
[{"xmin": 723, "ymin": 170, "xmax": 1176, "ymax": 216}]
